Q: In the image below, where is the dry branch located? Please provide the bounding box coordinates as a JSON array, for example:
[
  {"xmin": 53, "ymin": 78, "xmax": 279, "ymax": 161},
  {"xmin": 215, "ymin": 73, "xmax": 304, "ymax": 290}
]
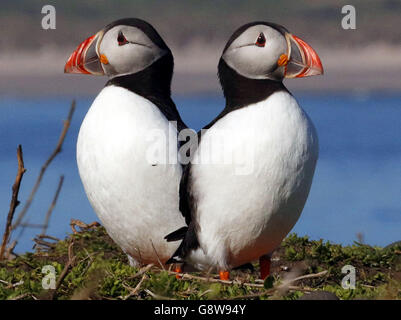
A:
[
  {"xmin": 0, "ymin": 145, "xmax": 26, "ymax": 260},
  {"xmin": 166, "ymin": 270, "xmax": 264, "ymax": 288},
  {"xmin": 291, "ymin": 270, "xmax": 328, "ymax": 283},
  {"xmin": 40, "ymin": 175, "xmax": 64, "ymax": 235},
  {"xmin": 70, "ymin": 219, "xmax": 100, "ymax": 234},
  {"xmin": 37, "ymin": 234, "xmax": 60, "ymax": 242},
  {"xmin": 150, "ymin": 239, "xmax": 165, "ymax": 270},
  {"xmin": 166, "ymin": 269, "xmax": 329, "ymax": 292},
  {"xmin": 8, "ymin": 293, "xmax": 30, "ymax": 301},
  {"xmin": 50, "ymin": 240, "xmax": 76, "ymax": 300},
  {"xmin": 4, "ymin": 240, "xmax": 17, "ymax": 260},
  {"xmin": 121, "ymin": 274, "xmax": 148, "ymax": 300},
  {"xmin": 33, "ymin": 238, "xmax": 57, "ymax": 249},
  {"xmin": 145, "ymin": 289, "xmax": 175, "ymax": 300},
  {"xmin": 129, "ymin": 264, "xmax": 154, "ymax": 280},
  {"xmin": 12, "ymin": 100, "xmax": 76, "ymax": 230}
]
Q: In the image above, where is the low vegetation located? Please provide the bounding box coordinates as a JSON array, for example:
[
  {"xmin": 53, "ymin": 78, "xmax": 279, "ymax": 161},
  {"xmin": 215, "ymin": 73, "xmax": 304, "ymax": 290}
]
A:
[{"xmin": 1, "ymin": 226, "xmax": 400, "ymax": 300}]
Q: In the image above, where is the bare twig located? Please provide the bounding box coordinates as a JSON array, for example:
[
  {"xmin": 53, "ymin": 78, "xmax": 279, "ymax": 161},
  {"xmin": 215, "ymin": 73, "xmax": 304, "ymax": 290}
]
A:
[
  {"xmin": 37, "ymin": 234, "xmax": 60, "ymax": 242},
  {"xmin": 166, "ymin": 269, "xmax": 329, "ymax": 291},
  {"xmin": 290, "ymin": 270, "xmax": 328, "ymax": 283},
  {"xmin": 40, "ymin": 175, "xmax": 64, "ymax": 235},
  {"xmin": 33, "ymin": 238, "xmax": 57, "ymax": 249},
  {"xmin": 8, "ymin": 293, "xmax": 30, "ymax": 301},
  {"xmin": 150, "ymin": 239, "xmax": 165, "ymax": 270},
  {"xmin": 198, "ymin": 289, "xmax": 213, "ymax": 298},
  {"xmin": 13, "ymin": 101, "xmax": 76, "ymax": 230},
  {"xmin": 5, "ymin": 240, "xmax": 17, "ymax": 260},
  {"xmin": 129, "ymin": 264, "xmax": 154, "ymax": 280},
  {"xmin": 70, "ymin": 219, "xmax": 100, "ymax": 234},
  {"xmin": 0, "ymin": 145, "xmax": 26, "ymax": 260},
  {"xmin": 287, "ymin": 285, "xmax": 316, "ymax": 292},
  {"xmin": 166, "ymin": 270, "xmax": 264, "ymax": 288},
  {"xmin": 121, "ymin": 274, "xmax": 148, "ymax": 300},
  {"xmin": 50, "ymin": 240, "xmax": 76, "ymax": 300},
  {"xmin": 144, "ymin": 289, "xmax": 175, "ymax": 300},
  {"xmin": 0, "ymin": 279, "xmax": 24, "ymax": 289},
  {"xmin": 20, "ymin": 174, "xmax": 64, "ymax": 239},
  {"xmin": 276, "ymin": 270, "xmax": 328, "ymax": 293},
  {"xmin": 226, "ymin": 290, "xmax": 274, "ymax": 300},
  {"xmin": 78, "ymin": 251, "xmax": 97, "ymax": 277}
]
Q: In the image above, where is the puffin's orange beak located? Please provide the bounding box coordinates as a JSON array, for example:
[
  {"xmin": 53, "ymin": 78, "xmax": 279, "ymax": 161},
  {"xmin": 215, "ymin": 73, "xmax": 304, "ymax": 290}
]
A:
[
  {"xmin": 284, "ymin": 33, "xmax": 323, "ymax": 78},
  {"xmin": 64, "ymin": 31, "xmax": 105, "ymax": 75}
]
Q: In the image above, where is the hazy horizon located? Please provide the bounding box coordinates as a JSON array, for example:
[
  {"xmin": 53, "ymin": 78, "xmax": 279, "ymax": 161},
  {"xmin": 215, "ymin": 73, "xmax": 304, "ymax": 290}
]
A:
[{"xmin": 0, "ymin": 1, "xmax": 400, "ymax": 96}]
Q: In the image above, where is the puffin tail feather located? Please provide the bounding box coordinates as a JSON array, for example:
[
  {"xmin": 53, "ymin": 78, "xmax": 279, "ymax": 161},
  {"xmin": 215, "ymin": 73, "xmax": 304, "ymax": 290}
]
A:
[
  {"xmin": 164, "ymin": 226, "xmax": 188, "ymax": 242},
  {"xmin": 165, "ymin": 241, "xmax": 185, "ymax": 265},
  {"xmin": 165, "ymin": 223, "xmax": 198, "ymax": 265}
]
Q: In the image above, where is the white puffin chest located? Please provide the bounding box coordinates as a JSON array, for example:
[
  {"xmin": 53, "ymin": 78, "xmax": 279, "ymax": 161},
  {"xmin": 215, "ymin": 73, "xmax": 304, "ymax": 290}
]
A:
[
  {"xmin": 190, "ymin": 91, "xmax": 319, "ymax": 269},
  {"xmin": 76, "ymin": 85, "xmax": 185, "ymax": 264}
]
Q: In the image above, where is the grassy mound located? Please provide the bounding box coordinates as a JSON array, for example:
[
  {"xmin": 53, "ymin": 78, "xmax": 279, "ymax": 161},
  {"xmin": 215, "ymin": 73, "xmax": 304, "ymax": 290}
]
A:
[{"xmin": 1, "ymin": 227, "xmax": 400, "ymax": 300}]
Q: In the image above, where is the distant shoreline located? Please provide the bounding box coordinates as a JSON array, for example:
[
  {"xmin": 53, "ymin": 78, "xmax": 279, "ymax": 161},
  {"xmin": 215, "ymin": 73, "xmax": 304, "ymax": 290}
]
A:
[
  {"xmin": 0, "ymin": 44, "xmax": 400, "ymax": 96},
  {"xmin": 0, "ymin": 72, "xmax": 400, "ymax": 98}
]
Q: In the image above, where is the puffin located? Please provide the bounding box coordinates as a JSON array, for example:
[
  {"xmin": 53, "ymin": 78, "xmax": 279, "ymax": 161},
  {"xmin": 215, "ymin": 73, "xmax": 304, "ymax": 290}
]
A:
[
  {"xmin": 64, "ymin": 18, "xmax": 187, "ymax": 268},
  {"xmin": 166, "ymin": 22, "xmax": 323, "ymax": 280}
]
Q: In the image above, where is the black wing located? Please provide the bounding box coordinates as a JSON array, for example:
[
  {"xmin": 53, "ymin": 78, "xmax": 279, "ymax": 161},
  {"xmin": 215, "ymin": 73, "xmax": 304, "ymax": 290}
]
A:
[
  {"xmin": 164, "ymin": 163, "xmax": 193, "ymax": 241},
  {"xmin": 165, "ymin": 162, "xmax": 201, "ymax": 263},
  {"xmin": 165, "ymin": 109, "xmax": 231, "ymax": 263}
]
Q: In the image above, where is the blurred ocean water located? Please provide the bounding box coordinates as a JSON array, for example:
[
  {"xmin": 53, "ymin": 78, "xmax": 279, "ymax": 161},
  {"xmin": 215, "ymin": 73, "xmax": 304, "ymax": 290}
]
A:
[{"xmin": 0, "ymin": 92, "xmax": 400, "ymax": 253}]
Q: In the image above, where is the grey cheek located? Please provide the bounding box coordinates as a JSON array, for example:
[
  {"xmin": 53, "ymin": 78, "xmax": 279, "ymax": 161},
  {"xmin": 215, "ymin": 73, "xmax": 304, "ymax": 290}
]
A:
[
  {"xmin": 102, "ymin": 63, "xmax": 118, "ymax": 77},
  {"xmin": 222, "ymin": 48, "xmax": 268, "ymax": 79}
]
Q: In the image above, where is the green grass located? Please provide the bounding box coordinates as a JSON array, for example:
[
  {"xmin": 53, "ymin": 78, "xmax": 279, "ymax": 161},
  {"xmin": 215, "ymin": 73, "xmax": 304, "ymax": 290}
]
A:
[{"xmin": 1, "ymin": 228, "xmax": 400, "ymax": 300}]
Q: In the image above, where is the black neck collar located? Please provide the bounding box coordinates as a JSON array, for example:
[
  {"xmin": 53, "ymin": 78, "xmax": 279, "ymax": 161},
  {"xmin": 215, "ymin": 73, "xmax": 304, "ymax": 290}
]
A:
[
  {"xmin": 105, "ymin": 53, "xmax": 187, "ymax": 131},
  {"xmin": 217, "ymin": 58, "xmax": 289, "ymax": 110},
  {"xmin": 106, "ymin": 53, "xmax": 173, "ymax": 99}
]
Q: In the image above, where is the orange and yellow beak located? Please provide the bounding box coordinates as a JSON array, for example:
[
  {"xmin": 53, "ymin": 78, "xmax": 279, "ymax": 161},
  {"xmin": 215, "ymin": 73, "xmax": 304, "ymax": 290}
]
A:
[
  {"xmin": 284, "ymin": 33, "xmax": 323, "ymax": 78},
  {"xmin": 64, "ymin": 31, "xmax": 105, "ymax": 75}
]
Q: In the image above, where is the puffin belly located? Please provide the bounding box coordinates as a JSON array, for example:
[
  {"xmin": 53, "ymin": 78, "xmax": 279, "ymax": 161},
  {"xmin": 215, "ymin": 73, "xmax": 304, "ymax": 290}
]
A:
[
  {"xmin": 192, "ymin": 91, "xmax": 318, "ymax": 269},
  {"xmin": 77, "ymin": 86, "xmax": 186, "ymax": 264}
]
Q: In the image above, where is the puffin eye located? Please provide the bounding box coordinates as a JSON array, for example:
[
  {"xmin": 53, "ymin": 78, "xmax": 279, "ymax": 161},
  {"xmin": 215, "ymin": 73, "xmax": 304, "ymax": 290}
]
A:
[
  {"xmin": 255, "ymin": 33, "xmax": 266, "ymax": 47},
  {"xmin": 117, "ymin": 31, "xmax": 128, "ymax": 46}
]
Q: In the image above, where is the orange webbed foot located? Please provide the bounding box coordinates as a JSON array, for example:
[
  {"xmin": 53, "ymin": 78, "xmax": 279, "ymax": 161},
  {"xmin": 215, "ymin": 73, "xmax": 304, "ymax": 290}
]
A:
[
  {"xmin": 174, "ymin": 265, "xmax": 182, "ymax": 279},
  {"xmin": 219, "ymin": 270, "xmax": 230, "ymax": 281}
]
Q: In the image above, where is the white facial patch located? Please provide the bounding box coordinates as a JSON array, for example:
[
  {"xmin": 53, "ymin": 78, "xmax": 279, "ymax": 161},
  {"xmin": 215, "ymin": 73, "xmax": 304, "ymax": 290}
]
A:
[
  {"xmin": 99, "ymin": 25, "xmax": 167, "ymax": 77},
  {"xmin": 222, "ymin": 25, "xmax": 288, "ymax": 80}
]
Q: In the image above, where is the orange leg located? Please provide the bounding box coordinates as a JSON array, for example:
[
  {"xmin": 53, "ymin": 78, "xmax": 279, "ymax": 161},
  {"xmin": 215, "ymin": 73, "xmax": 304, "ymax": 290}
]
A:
[
  {"xmin": 219, "ymin": 270, "xmax": 230, "ymax": 281},
  {"xmin": 259, "ymin": 254, "xmax": 271, "ymax": 280},
  {"xmin": 174, "ymin": 265, "xmax": 182, "ymax": 279}
]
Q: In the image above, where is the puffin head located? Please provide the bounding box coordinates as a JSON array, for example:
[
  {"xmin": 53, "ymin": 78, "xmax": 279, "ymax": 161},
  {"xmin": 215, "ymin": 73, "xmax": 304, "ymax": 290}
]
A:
[
  {"xmin": 220, "ymin": 21, "xmax": 323, "ymax": 82},
  {"xmin": 64, "ymin": 18, "xmax": 171, "ymax": 78}
]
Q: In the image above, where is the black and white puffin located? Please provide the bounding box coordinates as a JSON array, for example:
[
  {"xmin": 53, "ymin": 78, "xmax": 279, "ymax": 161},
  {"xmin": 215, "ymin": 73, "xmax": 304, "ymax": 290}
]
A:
[
  {"xmin": 64, "ymin": 18, "xmax": 187, "ymax": 267},
  {"xmin": 166, "ymin": 22, "xmax": 323, "ymax": 280}
]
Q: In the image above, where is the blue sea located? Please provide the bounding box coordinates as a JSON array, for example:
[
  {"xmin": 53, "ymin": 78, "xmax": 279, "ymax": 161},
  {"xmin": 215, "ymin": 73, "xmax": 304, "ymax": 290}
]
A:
[{"xmin": 0, "ymin": 93, "xmax": 400, "ymax": 253}]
